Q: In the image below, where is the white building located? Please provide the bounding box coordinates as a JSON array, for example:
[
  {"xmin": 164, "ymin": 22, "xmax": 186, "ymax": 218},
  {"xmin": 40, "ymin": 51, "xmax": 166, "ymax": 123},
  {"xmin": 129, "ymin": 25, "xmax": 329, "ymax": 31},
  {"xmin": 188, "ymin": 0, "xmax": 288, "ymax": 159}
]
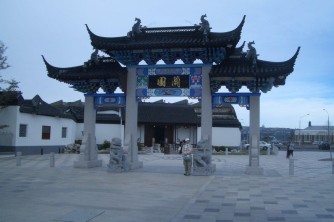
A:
[
  {"xmin": 294, "ymin": 122, "xmax": 334, "ymax": 145},
  {"xmin": 0, "ymin": 93, "xmax": 242, "ymax": 154}
]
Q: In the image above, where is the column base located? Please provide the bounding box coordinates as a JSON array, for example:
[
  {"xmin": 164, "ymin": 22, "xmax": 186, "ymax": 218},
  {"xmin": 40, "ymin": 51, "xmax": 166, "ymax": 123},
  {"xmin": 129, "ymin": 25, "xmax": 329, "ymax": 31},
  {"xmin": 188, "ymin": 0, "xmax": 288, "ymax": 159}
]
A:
[
  {"xmin": 245, "ymin": 165, "xmax": 264, "ymax": 175},
  {"xmin": 130, "ymin": 161, "xmax": 143, "ymax": 170},
  {"xmin": 192, "ymin": 164, "xmax": 216, "ymax": 176}
]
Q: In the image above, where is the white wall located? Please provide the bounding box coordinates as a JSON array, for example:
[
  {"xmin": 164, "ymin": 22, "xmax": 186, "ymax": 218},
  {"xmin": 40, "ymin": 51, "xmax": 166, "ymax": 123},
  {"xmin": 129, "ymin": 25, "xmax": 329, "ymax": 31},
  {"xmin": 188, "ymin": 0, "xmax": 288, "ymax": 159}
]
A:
[
  {"xmin": 75, "ymin": 123, "xmax": 84, "ymax": 141},
  {"xmin": 197, "ymin": 126, "xmax": 241, "ymax": 147},
  {"xmin": 0, "ymin": 106, "xmax": 18, "ymax": 146},
  {"xmin": 212, "ymin": 127, "xmax": 241, "ymax": 147},
  {"xmin": 15, "ymin": 112, "xmax": 77, "ymax": 146},
  {"xmin": 1, "ymin": 106, "xmax": 242, "ymax": 149},
  {"xmin": 95, "ymin": 123, "xmax": 123, "ymax": 144},
  {"xmin": 176, "ymin": 126, "xmax": 194, "ymax": 143}
]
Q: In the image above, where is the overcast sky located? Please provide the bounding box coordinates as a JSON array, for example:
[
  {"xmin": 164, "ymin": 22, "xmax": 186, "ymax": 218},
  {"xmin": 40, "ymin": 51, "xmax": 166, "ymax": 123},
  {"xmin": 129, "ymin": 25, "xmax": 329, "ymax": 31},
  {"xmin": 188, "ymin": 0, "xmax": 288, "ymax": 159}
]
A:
[{"xmin": 1, "ymin": 0, "xmax": 334, "ymax": 129}]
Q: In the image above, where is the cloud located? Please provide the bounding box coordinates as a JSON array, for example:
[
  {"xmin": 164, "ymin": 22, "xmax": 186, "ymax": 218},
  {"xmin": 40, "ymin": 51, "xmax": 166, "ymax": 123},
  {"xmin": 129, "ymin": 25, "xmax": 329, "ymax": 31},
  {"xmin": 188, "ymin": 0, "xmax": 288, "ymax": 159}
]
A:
[{"xmin": 1, "ymin": 0, "xmax": 334, "ymax": 129}]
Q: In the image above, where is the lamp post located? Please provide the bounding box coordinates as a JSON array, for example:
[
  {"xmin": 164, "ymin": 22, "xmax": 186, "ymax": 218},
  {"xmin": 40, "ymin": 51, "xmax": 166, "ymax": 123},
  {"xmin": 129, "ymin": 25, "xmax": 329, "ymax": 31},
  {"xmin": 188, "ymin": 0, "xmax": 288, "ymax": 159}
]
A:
[
  {"xmin": 323, "ymin": 109, "xmax": 332, "ymax": 160},
  {"xmin": 299, "ymin": 114, "xmax": 309, "ymax": 146}
]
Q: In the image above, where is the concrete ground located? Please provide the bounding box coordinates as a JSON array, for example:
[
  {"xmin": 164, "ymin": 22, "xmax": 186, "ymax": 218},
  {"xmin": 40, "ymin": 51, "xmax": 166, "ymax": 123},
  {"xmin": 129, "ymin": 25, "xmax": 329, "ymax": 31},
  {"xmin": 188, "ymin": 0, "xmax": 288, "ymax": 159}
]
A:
[{"xmin": 0, "ymin": 151, "xmax": 333, "ymax": 222}]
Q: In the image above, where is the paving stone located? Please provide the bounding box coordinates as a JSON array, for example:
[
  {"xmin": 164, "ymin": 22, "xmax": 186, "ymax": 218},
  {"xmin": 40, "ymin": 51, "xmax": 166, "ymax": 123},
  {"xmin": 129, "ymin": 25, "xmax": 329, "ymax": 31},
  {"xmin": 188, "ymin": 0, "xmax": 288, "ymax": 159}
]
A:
[
  {"xmin": 1, "ymin": 151, "xmax": 334, "ymax": 222},
  {"xmin": 183, "ymin": 214, "xmax": 201, "ymax": 219},
  {"xmin": 316, "ymin": 214, "xmax": 334, "ymax": 218}
]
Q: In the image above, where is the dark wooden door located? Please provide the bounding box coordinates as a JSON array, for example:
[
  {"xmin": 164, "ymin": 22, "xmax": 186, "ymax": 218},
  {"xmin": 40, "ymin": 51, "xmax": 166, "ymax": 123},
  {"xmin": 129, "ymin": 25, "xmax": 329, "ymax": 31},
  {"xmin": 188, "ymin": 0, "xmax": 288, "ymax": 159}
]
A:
[{"xmin": 144, "ymin": 125, "xmax": 154, "ymax": 147}]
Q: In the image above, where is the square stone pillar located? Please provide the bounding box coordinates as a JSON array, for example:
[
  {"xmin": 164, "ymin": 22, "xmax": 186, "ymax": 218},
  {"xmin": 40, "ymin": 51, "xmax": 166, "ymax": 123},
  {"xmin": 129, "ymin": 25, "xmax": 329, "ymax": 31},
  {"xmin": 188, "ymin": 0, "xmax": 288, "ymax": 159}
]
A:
[
  {"xmin": 245, "ymin": 95, "xmax": 263, "ymax": 175},
  {"xmin": 200, "ymin": 65, "xmax": 213, "ymax": 147},
  {"xmin": 74, "ymin": 95, "xmax": 102, "ymax": 168},
  {"xmin": 123, "ymin": 66, "xmax": 143, "ymax": 170},
  {"xmin": 194, "ymin": 64, "xmax": 215, "ymax": 175}
]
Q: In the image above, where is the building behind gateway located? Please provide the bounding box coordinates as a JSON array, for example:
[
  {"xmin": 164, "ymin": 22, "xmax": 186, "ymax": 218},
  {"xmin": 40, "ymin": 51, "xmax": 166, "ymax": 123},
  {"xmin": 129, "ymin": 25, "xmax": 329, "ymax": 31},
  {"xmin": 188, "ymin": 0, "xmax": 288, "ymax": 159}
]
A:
[{"xmin": 0, "ymin": 92, "xmax": 241, "ymax": 154}]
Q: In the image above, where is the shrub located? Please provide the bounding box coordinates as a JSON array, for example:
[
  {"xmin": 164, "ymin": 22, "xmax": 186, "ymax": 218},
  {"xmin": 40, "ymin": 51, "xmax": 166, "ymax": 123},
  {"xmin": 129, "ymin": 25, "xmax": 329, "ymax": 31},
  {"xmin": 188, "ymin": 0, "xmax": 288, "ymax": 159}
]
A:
[
  {"xmin": 137, "ymin": 142, "xmax": 143, "ymax": 151},
  {"xmin": 212, "ymin": 146, "xmax": 231, "ymax": 152},
  {"xmin": 101, "ymin": 140, "xmax": 111, "ymax": 150}
]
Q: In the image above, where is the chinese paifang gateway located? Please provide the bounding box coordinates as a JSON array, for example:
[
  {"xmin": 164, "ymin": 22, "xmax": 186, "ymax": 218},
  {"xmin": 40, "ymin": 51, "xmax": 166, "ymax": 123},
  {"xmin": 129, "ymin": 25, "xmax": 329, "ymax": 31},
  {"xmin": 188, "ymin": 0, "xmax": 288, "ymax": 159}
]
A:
[{"xmin": 43, "ymin": 15, "xmax": 299, "ymax": 174}]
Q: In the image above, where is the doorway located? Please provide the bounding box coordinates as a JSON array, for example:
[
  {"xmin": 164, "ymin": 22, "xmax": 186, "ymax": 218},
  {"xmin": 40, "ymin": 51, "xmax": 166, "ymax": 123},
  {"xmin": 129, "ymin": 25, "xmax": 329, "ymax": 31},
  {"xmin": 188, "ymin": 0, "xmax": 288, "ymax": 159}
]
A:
[
  {"xmin": 154, "ymin": 125, "xmax": 165, "ymax": 146},
  {"xmin": 144, "ymin": 124, "xmax": 174, "ymax": 147}
]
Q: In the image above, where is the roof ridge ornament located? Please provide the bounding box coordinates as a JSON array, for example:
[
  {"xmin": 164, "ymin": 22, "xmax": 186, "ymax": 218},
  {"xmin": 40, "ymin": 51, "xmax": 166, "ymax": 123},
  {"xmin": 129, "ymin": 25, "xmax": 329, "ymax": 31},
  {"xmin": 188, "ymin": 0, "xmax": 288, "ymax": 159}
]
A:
[
  {"xmin": 127, "ymin": 18, "xmax": 147, "ymax": 37},
  {"xmin": 199, "ymin": 14, "xmax": 211, "ymax": 43},
  {"xmin": 83, "ymin": 49, "xmax": 99, "ymax": 69},
  {"xmin": 90, "ymin": 49, "xmax": 99, "ymax": 64},
  {"xmin": 246, "ymin": 41, "xmax": 258, "ymax": 69},
  {"xmin": 199, "ymin": 14, "xmax": 211, "ymax": 33}
]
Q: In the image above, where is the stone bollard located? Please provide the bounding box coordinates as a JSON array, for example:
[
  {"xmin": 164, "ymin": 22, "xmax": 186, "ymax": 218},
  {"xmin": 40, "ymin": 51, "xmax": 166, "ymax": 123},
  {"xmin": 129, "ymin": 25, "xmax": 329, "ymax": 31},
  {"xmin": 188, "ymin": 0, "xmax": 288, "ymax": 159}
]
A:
[
  {"xmin": 332, "ymin": 159, "xmax": 334, "ymax": 175},
  {"xmin": 16, "ymin": 152, "xmax": 22, "ymax": 166},
  {"xmin": 289, "ymin": 157, "xmax": 294, "ymax": 176},
  {"xmin": 225, "ymin": 147, "xmax": 228, "ymax": 156},
  {"xmin": 50, "ymin": 152, "xmax": 55, "ymax": 167},
  {"xmin": 267, "ymin": 147, "xmax": 270, "ymax": 155}
]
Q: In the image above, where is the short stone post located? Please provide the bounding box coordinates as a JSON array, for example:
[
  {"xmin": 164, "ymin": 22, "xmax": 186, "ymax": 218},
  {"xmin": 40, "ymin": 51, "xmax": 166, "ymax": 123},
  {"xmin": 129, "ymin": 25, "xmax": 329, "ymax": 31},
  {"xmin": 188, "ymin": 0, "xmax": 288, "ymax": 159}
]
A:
[
  {"xmin": 267, "ymin": 147, "xmax": 270, "ymax": 155},
  {"xmin": 50, "ymin": 152, "xmax": 55, "ymax": 167},
  {"xmin": 225, "ymin": 147, "xmax": 228, "ymax": 156},
  {"xmin": 152, "ymin": 138, "xmax": 155, "ymax": 153},
  {"xmin": 16, "ymin": 152, "xmax": 22, "ymax": 166},
  {"xmin": 332, "ymin": 159, "xmax": 334, "ymax": 175},
  {"xmin": 289, "ymin": 157, "xmax": 294, "ymax": 176}
]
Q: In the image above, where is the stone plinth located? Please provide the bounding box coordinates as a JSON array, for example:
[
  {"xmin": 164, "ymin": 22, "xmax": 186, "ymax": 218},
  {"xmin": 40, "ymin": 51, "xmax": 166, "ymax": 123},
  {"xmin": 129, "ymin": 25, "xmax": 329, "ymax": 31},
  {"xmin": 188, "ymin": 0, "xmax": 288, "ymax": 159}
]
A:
[
  {"xmin": 192, "ymin": 139, "xmax": 215, "ymax": 176},
  {"xmin": 107, "ymin": 138, "xmax": 131, "ymax": 172},
  {"xmin": 74, "ymin": 133, "xmax": 102, "ymax": 168},
  {"xmin": 245, "ymin": 145, "xmax": 263, "ymax": 175}
]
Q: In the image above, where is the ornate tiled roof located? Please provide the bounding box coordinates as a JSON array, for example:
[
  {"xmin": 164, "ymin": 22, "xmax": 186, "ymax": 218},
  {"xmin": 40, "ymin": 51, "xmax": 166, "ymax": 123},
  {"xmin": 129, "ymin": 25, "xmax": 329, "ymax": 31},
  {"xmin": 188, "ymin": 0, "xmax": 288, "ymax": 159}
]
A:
[
  {"xmin": 86, "ymin": 16, "xmax": 245, "ymax": 65},
  {"xmin": 210, "ymin": 47, "xmax": 300, "ymax": 93},
  {"xmin": 42, "ymin": 55, "xmax": 127, "ymax": 94},
  {"xmin": 44, "ymin": 16, "xmax": 300, "ymax": 94},
  {"xmin": 19, "ymin": 95, "xmax": 75, "ymax": 119}
]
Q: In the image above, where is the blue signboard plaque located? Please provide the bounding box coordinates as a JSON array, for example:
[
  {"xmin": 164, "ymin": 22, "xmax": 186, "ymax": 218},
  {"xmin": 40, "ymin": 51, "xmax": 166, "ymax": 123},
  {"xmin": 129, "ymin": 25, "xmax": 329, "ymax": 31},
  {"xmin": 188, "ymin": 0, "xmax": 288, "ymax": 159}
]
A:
[{"xmin": 136, "ymin": 65, "xmax": 202, "ymax": 97}]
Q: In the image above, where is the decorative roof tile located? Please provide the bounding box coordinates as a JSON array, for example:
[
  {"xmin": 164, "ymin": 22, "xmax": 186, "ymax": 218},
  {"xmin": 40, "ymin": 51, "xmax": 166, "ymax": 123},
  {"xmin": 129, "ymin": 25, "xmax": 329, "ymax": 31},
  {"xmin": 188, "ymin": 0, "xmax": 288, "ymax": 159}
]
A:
[
  {"xmin": 42, "ymin": 55, "xmax": 127, "ymax": 93},
  {"xmin": 85, "ymin": 16, "xmax": 245, "ymax": 65}
]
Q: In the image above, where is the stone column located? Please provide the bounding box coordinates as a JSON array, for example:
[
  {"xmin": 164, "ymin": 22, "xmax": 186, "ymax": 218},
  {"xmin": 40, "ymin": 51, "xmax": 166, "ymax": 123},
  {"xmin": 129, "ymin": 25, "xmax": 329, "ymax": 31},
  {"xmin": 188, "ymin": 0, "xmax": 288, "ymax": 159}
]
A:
[
  {"xmin": 245, "ymin": 94, "xmax": 263, "ymax": 175},
  {"xmin": 192, "ymin": 64, "xmax": 216, "ymax": 176},
  {"xmin": 200, "ymin": 65, "xmax": 213, "ymax": 147},
  {"xmin": 124, "ymin": 66, "xmax": 143, "ymax": 169},
  {"xmin": 74, "ymin": 95, "xmax": 102, "ymax": 168}
]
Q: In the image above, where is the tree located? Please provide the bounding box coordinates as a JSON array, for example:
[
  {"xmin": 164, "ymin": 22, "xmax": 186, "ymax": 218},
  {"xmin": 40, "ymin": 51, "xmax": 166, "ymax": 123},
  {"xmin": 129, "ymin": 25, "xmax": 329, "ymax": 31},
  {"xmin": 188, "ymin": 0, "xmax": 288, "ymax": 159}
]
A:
[
  {"xmin": 0, "ymin": 41, "xmax": 10, "ymax": 70},
  {"xmin": 0, "ymin": 41, "xmax": 20, "ymax": 107},
  {"xmin": 0, "ymin": 41, "xmax": 20, "ymax": 130}
]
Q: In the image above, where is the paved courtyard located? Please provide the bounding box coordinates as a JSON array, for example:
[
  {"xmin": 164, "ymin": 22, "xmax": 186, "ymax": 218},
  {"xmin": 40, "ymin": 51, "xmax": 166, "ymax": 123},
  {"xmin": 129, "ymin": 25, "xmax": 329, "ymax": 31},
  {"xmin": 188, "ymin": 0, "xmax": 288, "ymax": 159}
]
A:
[{"xmin": 0, "ymin": 151, "xmax": 333, "ymax": 222}]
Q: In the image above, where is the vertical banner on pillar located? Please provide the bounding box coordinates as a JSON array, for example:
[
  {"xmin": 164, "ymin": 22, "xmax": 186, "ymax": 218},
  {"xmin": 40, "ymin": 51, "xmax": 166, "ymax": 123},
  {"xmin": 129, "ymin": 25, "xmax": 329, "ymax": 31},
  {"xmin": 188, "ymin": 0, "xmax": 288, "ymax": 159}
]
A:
[{"xmin": 136, "ymin": 65, "xmax": 202, "ymax": 97}]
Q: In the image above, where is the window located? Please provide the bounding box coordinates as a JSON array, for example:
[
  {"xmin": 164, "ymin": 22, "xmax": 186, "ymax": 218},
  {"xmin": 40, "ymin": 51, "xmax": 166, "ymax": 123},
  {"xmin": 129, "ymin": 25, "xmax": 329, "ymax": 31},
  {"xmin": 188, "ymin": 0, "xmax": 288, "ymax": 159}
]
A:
[
  {"xmin": 19, "ymin": 124, "xmax": 27, "ymax": 137},
  {"xmin": 62, "ymin": 127, "xmax": 67, "ymax": 138},
  {"xmin": 42, "ymin": 126, "xmax": 51, "ymax": 140}
]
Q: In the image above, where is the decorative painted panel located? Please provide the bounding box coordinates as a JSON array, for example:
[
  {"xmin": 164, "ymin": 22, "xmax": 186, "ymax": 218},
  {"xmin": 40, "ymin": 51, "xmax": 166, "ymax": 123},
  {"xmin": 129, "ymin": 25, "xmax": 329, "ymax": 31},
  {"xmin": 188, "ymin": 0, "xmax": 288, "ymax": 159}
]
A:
[
  {"xmin": 90, "ymin": 93, "xmax": 126, "ymax": 108},
  {"xmin": 136, "ymin": 65, "xmax": 202, "ymax": 97},
  {"xmin": 212, "ymin": 93, "xmax": 260, "ymax": 108}
]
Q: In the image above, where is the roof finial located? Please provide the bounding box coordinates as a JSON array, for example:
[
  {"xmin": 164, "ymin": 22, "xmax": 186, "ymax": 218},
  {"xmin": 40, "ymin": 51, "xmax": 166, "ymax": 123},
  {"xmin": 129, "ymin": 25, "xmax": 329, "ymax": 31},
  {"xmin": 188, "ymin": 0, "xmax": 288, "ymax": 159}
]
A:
[
  {"xmin": 199, "ymin": 14, "xmax": 211, "ymax": 33},
  {"xmin": 246, "ymin": 41, "xmax": 258, "ymax": 69},
  {"xmin": 127, "ymin": 17, "xmax": 147, "ymax": 37},
  {"xmin": 90, "ymin": 49, "xmax": 99, "ymax": 63},
  {"xmin": 133, "ymin": 18, "xmax": 142, "ymax": 34}
]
